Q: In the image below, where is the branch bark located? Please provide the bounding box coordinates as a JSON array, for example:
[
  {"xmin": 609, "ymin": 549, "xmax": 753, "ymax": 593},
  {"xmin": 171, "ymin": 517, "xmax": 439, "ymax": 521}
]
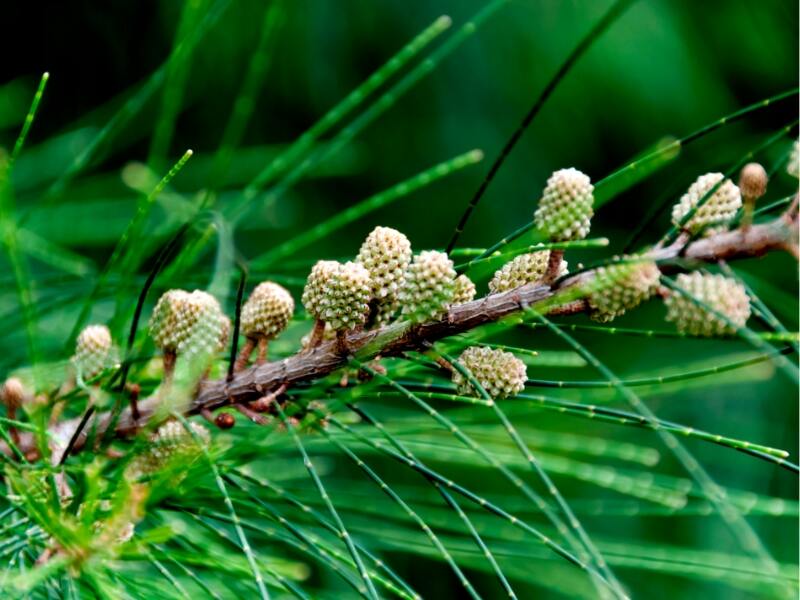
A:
[{"xmin": 5, "ymin": 212, "xmax": 797, "ymax": 457}]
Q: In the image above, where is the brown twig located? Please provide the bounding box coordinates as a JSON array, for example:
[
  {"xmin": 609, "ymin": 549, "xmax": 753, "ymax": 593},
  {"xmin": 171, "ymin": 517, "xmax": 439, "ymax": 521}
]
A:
[{"xmin": 4, "ymin": 216, "xmax": 796, "ymax": 458}]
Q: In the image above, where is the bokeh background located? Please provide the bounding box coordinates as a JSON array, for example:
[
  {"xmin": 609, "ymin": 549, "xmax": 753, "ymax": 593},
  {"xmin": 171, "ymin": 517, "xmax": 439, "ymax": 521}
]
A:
[{"xmin": 1, "ymin": 0, "xmax": 798, "ymax": 597}]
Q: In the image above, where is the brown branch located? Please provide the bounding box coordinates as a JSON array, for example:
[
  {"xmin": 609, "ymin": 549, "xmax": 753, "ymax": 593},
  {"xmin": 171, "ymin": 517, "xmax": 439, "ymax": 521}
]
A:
[{"xmin": 4, "ymin": 215, "xmax": 797, "ymax": 457}]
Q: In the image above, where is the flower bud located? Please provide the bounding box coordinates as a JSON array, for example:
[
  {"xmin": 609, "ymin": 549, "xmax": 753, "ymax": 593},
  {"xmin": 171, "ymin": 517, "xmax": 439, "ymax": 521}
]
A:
[
  {"xmin": 534, "ymin": 168, "xmax": 594, "ymax": 241},
  {"xmin": 241, "ymin": 282, "xmax": 294, "ymax": 340},
  {"xmin": 399, "ymin": 251, "xmax": 456, "ymax": 322},
  {"xmin": 738, "ymin": 163, "xmax": 767, "ymax": 202},
  {"xmin": 664, "ymin": 272, "xmax": 751, "ymax": 336},
  {"xmin": 452, "ymin": 346, "xmax": 527, "ymax": 399},
  {"xmin": 671, "ymin": 173, "xmax": 742, "ymax": 234},
  {"xmin": 1, "ymin": 377, "xmax": 26, "ymax": 410}
]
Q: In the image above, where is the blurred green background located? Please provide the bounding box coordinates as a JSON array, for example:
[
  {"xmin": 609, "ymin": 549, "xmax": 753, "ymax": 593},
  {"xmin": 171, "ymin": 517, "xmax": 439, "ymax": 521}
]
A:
[{"xmin": 1, "ymin": 0, "xmax": 798, "ymax": 597}]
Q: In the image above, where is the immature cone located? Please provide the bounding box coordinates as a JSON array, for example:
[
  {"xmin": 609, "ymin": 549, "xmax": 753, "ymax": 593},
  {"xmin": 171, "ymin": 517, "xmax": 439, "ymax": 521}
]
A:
[
  {"xmin": 302, "ymin": 260, "xmax": 339, "ymax": 319},
  {"xmin": 320, "ymin": 261, "xmax": 372, "ymax": 330},
  {"xmin": 664, "ymin": 272, "xmax": 751, "ymax": 336},
  {"xmin": 738, "ymin": 163, "xmax": 767, "ymax": 202},
  {"xmin": 587, "ymin": 260, "xmax": 661, "ymax": 323},
  {"xmin": 452, "ymin": 346, "xmax": 527, "ymax": 399},
  {"xmin": 534, "ymin": 168, "xmax": 594, "ymax": 241},
  {"xmin": 72, "ymin": 324, "xmax": 115, "ymax": 379},
  {"xmin": 356, "ymin": 226, "xmax": 412, "ymax": 300},
  {"xmin": 149, "ymin": 290, "xmax": 226, "ymax": 357},
  {"xmin": 1, "ymin": 377, "xmax": 26, "ymax": 411},
  {"xmin": 788, "ymin": 139, "xmax": 799, "ymax": 179},
  {"xmin": 399, "ymin": 251, "xmax": 456, "ymax": 322},
  {"xmin": 671, "ymin": 173, "xmax": 742, "ymax": 234},
  {"xmin": 452, "ymin": 274, "xmax": 476, "ymax": 305},
  {"xmin": 489, "ymin": 251, "xmax": 567, "ymax": 293},
  {"xmin": 241, "ymin": 282, "xmax": 294, "ymax": 340}
]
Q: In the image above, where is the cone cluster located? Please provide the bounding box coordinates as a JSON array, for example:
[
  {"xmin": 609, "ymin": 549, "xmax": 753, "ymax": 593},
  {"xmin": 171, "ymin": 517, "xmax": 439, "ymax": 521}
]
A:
[
  {"xmin": 399, "ymin": 251, "xmax": 456, "ymax": 322},
  {"xmin": 149, "ymin": 290, "xmax": 227, "ymax": 357},
  {"xmin": 664, "ymin": 272, "xmax": 751, "ymax": 336},
  {"xmin": 671, "ymin": 173, "xmax": 742, "ymax": 234},
  {"xmin": 241, "ymin": 282, "xmax": 294, "ymax": 340},
  {"xmin": 452, "ymin": 346, "xmax": 527, "ymax": 399},
  {"xmin": 302, "ymin": 227, "xmax": 474, "ymax": 331},
  {"xmin": 587, "ymin": 260, "xmax": 661, "ymax": 322},
  {"xmin": 534, "ymin": 168, "xmax": 594, "ymax": 241}
]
